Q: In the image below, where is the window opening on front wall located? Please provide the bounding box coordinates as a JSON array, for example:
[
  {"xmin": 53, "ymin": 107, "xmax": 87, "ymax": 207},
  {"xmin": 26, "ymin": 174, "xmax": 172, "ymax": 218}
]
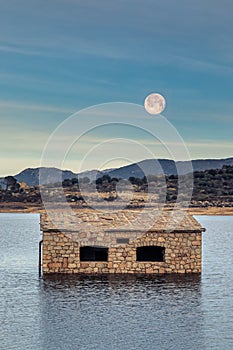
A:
[
  {"xmin": 136, "ymin": 246, "xmax": 165, "ymax": 262},
  {"xmin": 80, "ymin": 246, "xmax": 108, "ymax": 261}
]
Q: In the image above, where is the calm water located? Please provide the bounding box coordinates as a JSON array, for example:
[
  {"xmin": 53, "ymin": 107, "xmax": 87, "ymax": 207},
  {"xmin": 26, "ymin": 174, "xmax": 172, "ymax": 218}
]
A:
[{"xmin": 0, "ymin": 214, "xmax": 233, "ymax": 350}]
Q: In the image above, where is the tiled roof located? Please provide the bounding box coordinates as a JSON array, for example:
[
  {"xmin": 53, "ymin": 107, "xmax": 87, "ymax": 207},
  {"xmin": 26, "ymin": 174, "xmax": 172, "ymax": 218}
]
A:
[{"xmin": 40, "ymin": 208, "xmax": 204, "ymax": 233}]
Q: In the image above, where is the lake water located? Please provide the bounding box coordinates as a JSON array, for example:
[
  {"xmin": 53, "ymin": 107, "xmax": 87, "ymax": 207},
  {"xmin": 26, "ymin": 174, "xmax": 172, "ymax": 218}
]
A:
[{"xmin": 0, "ymin": 214, "xmax": 233, "ymax": 350}]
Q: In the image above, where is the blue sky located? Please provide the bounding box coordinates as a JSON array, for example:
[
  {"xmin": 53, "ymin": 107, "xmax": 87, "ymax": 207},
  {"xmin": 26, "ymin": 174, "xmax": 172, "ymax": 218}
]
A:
[{"xmin": 0, "ymin": 0, "xmax": 232, "ymax": 176}]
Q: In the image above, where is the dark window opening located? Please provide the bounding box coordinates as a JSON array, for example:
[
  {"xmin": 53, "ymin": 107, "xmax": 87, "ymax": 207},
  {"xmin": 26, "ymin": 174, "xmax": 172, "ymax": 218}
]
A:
[
  {"xmin": 80, "ymin": 246, "xmax": 108, "ymax": 261},
  {"xmin": 136, "ymin": 246, "xmax": 165, "ymax": 262}
]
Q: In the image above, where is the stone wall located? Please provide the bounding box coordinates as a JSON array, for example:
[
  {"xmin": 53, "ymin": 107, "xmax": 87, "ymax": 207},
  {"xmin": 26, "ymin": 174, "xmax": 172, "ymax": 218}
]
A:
[{"xmin": 42, "ymin": 230, "xmax": 202, "ymax": 274}]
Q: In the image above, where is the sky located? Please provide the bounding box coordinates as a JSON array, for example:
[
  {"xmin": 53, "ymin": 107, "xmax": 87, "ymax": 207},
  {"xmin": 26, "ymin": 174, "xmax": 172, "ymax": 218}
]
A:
[{"xmin": 0, "ymin": 0, "xmax": 233, "ymax": 176}]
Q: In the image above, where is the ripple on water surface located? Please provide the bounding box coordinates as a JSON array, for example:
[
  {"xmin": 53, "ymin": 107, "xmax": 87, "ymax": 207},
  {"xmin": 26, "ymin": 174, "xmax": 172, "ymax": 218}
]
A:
[{"xmin": 0, "ymin": 214, "xmax": 233, "ymax": 350}]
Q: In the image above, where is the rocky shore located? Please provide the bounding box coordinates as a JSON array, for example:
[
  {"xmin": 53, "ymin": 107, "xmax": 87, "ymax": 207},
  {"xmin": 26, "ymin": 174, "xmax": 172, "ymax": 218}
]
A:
[{"xmin": 0, "ymin": 202, "xmax": 232, "ymax": 215}]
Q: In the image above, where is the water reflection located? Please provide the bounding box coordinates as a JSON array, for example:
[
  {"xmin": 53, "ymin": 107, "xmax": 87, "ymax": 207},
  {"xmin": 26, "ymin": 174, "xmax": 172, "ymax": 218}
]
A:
[
  {"xmin": 42, "ymin": 273, "xmax": 202, "ymax": 301},
  {"xmin": 40, "ymin": 274, "xmax": 204, "ymax": 350},
  {"xmin": 1, "ymin": 214, "xmax": 233, "ymax": 350}
]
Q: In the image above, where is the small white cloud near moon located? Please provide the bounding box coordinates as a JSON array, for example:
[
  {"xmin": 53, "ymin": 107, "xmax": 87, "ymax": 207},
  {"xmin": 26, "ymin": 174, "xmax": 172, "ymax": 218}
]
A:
[{"xmin": 144, "ymin": 93, "xmax": 166, "ymax": 115}]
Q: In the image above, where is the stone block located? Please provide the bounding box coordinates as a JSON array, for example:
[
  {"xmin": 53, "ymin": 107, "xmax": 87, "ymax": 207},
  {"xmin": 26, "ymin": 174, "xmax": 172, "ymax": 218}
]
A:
[{"xmin": 192, "ymin": 241, "xmax": 201, "ymax": 246}]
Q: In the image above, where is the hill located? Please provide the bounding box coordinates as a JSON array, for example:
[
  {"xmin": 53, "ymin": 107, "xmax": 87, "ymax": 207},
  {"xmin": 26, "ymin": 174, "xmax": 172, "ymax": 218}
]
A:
[
  {"xmin": 1, "ymin": 157, "xmax": 233, "ymax": 186},
  {"xmin": 9, "ymin": 167, "xmax": 109, "ymax": 186},
  {"xmin": 14, "ymin": 167, "xmax": 77, "ymax": 187},
  {"xmin": 1, "ymin": 164, "xmax": 233, "ymax": 209},
  {"xmin": 108, "ymin": 157, "xmax": 233, "ymax": 179}
]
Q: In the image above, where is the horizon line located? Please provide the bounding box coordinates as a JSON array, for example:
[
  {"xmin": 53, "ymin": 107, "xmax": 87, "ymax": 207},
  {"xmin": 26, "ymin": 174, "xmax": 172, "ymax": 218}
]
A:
[{"xmin": 1, "ymin": 155, "xmax": 232, "ymax": 178}]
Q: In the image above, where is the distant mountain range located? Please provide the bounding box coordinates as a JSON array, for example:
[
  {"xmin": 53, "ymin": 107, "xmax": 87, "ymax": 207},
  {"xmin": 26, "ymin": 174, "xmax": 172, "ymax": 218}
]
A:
[
  {"xmin": 2, "ymin": 157, "xmax": 233, "ymax": 186},
  {"xmin": 107, "ymin": 157, "xmax": 233, "ymax": 179}
]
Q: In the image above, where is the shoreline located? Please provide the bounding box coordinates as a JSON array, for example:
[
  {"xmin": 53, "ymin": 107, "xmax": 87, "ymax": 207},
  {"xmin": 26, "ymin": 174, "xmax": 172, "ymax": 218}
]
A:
[
  {"xmin": 0, "ymin": 203, "xmax": 233, "ymax": 215},
  {"xmin": 188, "ymin": 207, "xmax": 233, "ymax": 216}
]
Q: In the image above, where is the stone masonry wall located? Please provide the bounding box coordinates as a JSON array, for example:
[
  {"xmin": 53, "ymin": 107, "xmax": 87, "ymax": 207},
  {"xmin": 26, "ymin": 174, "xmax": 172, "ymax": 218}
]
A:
[{"xmin": 42, "ymin": 231, "xmax": 202, "ymax": 274}]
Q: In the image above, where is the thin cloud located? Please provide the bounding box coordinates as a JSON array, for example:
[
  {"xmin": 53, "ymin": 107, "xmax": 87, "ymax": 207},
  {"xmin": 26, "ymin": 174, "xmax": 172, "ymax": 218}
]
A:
[
  {"xmin": 174, "ymin": 55, "xmax": 233, "ymax": 75},
  {"xmin": 187, "ymin": 140, "xmax": 233, "ymax": 149},
  {"xmin": 0, "ymin": 100, "xmax": 74, "ymax": 114},
  {"xmin": 0, "ymin": 44, "xmax": 45, "ymax": 56}
]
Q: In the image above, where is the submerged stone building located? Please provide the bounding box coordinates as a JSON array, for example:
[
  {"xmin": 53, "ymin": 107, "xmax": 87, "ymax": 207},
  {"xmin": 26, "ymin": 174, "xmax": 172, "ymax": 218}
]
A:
[{"xmin": 41, "ymin": 210, "xmax": 205, "ymax": 274}]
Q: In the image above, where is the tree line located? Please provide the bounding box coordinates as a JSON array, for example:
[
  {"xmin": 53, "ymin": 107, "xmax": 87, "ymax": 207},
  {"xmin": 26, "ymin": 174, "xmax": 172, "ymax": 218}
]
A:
[{"xmin": 1, "ymin": 165, "xmax": 233, "ymax": 204}]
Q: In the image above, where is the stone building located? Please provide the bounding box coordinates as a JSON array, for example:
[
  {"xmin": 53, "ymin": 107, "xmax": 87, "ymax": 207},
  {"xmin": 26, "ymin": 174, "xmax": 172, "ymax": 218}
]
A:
[{"xmin": 41, "ymin": 209, "xmax": 205, "ymax": 274}]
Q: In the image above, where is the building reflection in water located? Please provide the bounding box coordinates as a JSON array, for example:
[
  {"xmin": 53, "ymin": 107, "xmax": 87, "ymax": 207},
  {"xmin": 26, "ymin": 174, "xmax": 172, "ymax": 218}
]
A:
[{"xmin": 39, "ymin": 274, "xmax": 205, "ymax": 350}]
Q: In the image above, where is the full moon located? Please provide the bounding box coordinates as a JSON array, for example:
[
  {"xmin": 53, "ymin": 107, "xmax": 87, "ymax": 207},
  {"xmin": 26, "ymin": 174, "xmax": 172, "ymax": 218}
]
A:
[{"xmin": 144, "ymin": 93, "xmax": 166, "ymax": 115}]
